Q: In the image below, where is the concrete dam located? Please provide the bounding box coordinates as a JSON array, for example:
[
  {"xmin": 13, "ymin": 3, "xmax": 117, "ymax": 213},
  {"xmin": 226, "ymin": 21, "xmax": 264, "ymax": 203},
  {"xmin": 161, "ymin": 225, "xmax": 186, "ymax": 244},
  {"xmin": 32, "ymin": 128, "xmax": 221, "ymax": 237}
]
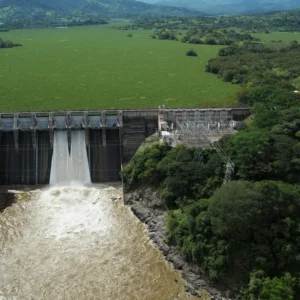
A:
[{"xmin": 0, "ymin": 108, "xmax": 250, "ymax": 185}]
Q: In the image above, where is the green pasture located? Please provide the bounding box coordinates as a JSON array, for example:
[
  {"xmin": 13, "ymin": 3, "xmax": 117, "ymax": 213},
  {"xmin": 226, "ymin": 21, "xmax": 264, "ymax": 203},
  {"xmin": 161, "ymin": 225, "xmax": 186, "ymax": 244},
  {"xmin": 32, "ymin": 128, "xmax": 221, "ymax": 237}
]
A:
[
  {"xmin": 0, "ymin": 25, "xmax": 239, "ymax": 111},
  {"xmin": 252, "ymin": 31, "xmax": 300, "ymax": 42}
]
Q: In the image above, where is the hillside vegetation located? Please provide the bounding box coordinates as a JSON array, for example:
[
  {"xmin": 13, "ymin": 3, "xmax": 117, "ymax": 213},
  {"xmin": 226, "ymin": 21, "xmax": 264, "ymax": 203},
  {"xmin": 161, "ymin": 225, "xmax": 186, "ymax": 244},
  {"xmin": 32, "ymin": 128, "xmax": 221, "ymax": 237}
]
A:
[
  {"xmin": 133, "ymin": 9, "xmax": 300, "ymax": 32},
  {"xmin": 0, "ymin": 0, "xmax": 199, "ymax": 28}
]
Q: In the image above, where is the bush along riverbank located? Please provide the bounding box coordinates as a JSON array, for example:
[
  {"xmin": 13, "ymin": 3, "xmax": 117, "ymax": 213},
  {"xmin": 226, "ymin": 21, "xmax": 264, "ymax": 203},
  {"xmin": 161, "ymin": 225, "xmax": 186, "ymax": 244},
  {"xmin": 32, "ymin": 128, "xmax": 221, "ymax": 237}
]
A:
[
  {"xmin": 121, "ymin": 140, "xmax": 300, "ymax": 299},
  {"xmin": 121, "ymin": 142, "xmax": 230, "ymax": 299}
]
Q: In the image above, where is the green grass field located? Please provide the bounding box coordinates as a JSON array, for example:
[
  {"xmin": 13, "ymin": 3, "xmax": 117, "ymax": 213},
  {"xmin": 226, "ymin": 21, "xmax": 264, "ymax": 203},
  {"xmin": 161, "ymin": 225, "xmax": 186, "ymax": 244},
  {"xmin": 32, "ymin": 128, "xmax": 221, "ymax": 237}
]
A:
[
  {"xmin": 252, "ymin": 31, "xmax": 300, "ymax": 42},
  {"xmin": 0, "ymin": 25, "xmax": 239, "ymax": 111}
]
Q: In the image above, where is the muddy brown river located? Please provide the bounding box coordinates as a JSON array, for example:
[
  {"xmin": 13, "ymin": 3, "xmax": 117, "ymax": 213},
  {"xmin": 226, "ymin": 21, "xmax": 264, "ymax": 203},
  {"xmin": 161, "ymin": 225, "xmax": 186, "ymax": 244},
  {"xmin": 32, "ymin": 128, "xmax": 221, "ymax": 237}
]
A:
[{"xmin": 0, "ymin": 184, "xmax": 200, "ymax": 300}]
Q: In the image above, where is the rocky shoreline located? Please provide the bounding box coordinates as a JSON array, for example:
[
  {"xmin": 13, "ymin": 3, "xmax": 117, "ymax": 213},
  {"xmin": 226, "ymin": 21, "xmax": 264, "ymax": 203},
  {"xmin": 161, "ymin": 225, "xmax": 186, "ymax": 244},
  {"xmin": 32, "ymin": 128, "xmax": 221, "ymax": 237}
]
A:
[{"xmin": 124, "ymin": 187, "xmax": 231, "ymax": 300}]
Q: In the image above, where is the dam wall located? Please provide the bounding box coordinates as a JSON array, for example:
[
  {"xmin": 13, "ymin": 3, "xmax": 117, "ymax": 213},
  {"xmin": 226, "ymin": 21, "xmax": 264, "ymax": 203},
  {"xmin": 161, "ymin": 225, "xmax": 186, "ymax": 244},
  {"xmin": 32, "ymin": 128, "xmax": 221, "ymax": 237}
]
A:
[
  {"xmin": 122, "ymin": 110, "xmax": 158, "ymax": 162},
  {"xmin": 89, "ymin": 129, "xmax": 121, "ymax": 182},
  {"xmin": 0, "ymin": 108, "xmax": 250, "ymax": 185},
  {"xmin": 0, "ymin": 131, "xmax": 52, "ymax": 185}
]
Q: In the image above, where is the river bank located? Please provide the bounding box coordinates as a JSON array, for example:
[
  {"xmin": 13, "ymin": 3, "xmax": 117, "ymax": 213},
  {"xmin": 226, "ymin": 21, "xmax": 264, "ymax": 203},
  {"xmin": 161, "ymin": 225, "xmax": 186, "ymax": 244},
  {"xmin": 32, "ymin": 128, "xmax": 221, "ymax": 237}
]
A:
[
  {"xmin": 0, "ymin": 187, "xmax": 16, "ymax": 212},
  {"xmin": 0, "ymin": 185, "xmax": 47, "ymax": 212},
  {"xmin": 124, "ymin": 187, "xmax": 231, "ymax": 300}
]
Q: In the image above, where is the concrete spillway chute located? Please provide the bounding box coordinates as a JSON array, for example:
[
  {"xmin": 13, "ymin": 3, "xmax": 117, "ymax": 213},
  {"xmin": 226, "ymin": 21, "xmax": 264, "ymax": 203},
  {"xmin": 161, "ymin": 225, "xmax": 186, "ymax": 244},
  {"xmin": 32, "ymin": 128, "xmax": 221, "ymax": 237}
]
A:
[
  {"xmin": 102, "ymin": 112, "xmax": 106, "ymax": 146},
  {"xmin": 30, "ymin": 113, "xmax": 38, "ymax": 149},
  {"xmin": 66, "ymin": 112, "xmax": 72, "ymax": 154},
  {"xmin": 83, "ymin": 112, "xmax": 90, "ymax": 147},
  {"xmin": 13, "ymin": 114, "xmax": 19, "ymax": 150},
  {"xmin": 48, "ymin": 113, "xmax": 54, "ymax": 148},
  {"xmin": 117, "ymin": 111, "xmax": 123, "ymax": 128}
]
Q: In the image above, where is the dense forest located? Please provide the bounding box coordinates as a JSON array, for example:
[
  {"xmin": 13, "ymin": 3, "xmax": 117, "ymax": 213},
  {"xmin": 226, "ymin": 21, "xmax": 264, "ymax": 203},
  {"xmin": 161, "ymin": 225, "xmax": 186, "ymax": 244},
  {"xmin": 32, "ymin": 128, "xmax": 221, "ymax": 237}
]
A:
[
  {"xmin": 121, "ymin": 37, "xmax": 300, "ymax": 299},
  {"xmin": 206, "ymin": 41, "xmax": 300, "ymax": 86},
  {"xmin": 132, "ymin": 9, "xmax": 300, "ymax": 32}
]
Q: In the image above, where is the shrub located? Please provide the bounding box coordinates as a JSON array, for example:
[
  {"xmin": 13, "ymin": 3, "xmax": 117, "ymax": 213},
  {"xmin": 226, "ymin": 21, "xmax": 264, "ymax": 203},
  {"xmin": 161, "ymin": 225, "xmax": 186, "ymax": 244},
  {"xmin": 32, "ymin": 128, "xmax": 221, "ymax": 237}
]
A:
[
  {"xmin": 186, "ymin": 49, "xmax": 197, "ymax": 57},
  {"xmin": 205, "ymin": 37, "xmax": 217, "ymax": 45}
]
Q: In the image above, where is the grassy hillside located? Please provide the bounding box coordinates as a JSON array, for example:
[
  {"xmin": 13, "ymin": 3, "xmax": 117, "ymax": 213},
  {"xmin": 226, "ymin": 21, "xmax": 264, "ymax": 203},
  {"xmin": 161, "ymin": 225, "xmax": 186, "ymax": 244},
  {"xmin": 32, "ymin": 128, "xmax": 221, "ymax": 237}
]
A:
[
  {"xmin": 0, "ymin": 25, "xmax": 238, "ymax": 111},
  {"xmin": 252, "ymin": 31, "xmax": 300, "ymax": 42}
]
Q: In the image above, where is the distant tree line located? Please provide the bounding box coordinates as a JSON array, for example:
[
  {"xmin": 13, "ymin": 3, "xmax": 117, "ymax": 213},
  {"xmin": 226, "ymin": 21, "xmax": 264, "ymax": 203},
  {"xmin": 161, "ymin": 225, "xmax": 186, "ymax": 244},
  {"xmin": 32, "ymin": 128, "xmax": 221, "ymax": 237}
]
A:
[
  {"xmin": 1, "ymin": 17, "xmax": 108, "ymax": 30},
  {"xmin": 149, "ymin": 28, "xmax": 259, "ymax": 46},
  {"xmin": 182, "ymin": 28, "xmax": 259, "ymax": 45},
  {"xmin": 68, "ymin": 19, "xmax": 108, "ymax": 27},
  {"xmin": 111, "ymin": 25, "xmax": 138, "ymax": 31},
  {"xmin": 129, "ymin": 9, "xmax": 300, "ymax": 32}
]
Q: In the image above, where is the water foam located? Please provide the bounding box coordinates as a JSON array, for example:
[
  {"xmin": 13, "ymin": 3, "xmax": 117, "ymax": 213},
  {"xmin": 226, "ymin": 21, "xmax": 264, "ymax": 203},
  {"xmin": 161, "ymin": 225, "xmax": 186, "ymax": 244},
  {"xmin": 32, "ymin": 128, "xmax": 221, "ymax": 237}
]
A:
[{"xmin": 0, "ymin": 185, "xmax": 192, "ymax": 299}]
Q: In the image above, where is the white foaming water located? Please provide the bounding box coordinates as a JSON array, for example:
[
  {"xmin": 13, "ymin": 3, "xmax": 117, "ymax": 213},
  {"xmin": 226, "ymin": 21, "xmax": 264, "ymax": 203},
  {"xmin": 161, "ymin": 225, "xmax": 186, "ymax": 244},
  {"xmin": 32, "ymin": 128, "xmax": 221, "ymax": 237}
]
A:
[{"xmin": 50, "ymin": 130, "xmax": 91, "ymax": 185}]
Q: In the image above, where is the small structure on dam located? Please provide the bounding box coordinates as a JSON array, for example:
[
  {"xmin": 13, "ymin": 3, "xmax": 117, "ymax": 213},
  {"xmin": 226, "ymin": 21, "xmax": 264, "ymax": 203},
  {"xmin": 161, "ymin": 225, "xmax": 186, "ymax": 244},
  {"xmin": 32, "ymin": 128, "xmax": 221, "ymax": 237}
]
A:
[
  {"xmin": 157, "ymin": 107, "xmax": 248, "ymax": 148},
  {"xmin": 0, "ymin": 108, "xmax": 250, "ymax": 185}
]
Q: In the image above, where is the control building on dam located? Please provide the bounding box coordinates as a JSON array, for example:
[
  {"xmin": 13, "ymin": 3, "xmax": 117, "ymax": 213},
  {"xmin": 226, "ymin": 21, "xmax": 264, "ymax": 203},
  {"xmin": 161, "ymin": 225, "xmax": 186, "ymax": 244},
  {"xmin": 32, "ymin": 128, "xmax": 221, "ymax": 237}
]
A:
[{"xmin": 0, "ymin": 108, "xmax": 250, "ymax": 185}]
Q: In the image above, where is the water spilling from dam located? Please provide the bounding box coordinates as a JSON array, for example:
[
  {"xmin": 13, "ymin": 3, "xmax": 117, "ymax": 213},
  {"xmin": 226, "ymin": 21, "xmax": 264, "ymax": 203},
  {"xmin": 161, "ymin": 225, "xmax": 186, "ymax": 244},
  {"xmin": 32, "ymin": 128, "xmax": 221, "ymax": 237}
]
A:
[
  {"xmin": 0, "ymin": 185, "xmax": 198, "ymax": 300},
  {"xmin": 50, "ymin": 131, "xmax": 91, "ymax": 184}
]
